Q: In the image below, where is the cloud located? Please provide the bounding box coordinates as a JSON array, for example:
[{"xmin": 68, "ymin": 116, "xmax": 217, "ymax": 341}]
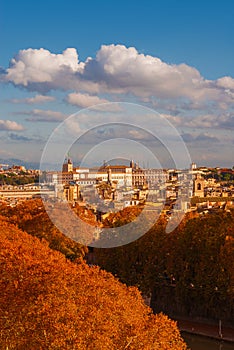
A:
[
  {"xmin": 66, "ymin": 92, "xmax": 108, "ymax": 108},
  {"xmin": 84, "ymin": 44, "xmax": 203, "ymax": 99},
  {"xmin": 17, "ymin": 109, "xmax": 67, "ymax": 122},
  {"xmin": 195, "ymin": 133, "xmax": 219, "ymax": 142},
  {"xmin": 10, "ymin": 94, "xmax": 55, "ymax": 104},
  {"xmin": 3, "ymin": 45, "xmax": 234, "ymax": 107},
  {"xmin": 216, "ymin": 76, "xmax": 234, "ymax": 90},
  {"xmin": 0, "ymin": 120, "xmax": 24, "ymax": 131},
  {"xmin": 8, "ymin": 133, "xmax": 33, "ymax": 142},
  {"xmin": 182, "ymin": 114, "xmax": 219, "ymax": 129},
  {"xmin": 218, "ymin": 115, "xmax": 234, "ymax": 129},
  {"xmin": 65, "ymin": 92, "xmax": 122, "ymax": 112},
  {"xmin": 164, "ymin": 112, "xmax": 234, "ymax": 130},
  {"xmin": 4, "ymin": 48, "xmax": 84, "ymax": 92},
  {"xmin": 182, "ymin": 132, "xmax": 219, "ymax": 143}
]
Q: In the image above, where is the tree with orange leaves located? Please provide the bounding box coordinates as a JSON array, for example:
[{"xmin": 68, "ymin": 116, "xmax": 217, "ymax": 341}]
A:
[
  {"xmin": 0, "ymin": 199, "xmax": 88, "ymax": 260},
  {"xmin": 0, "ymin": 216, "xmax": 187, "ymax": 349}
]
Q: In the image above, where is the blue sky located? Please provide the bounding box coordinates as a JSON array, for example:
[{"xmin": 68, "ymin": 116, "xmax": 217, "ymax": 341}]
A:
[{"xmin": 0, "ymin": 0, "xmax": 234, "ymax": 167}]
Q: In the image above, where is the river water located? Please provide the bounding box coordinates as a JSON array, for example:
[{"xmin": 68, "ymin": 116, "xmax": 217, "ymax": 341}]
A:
[{"xmin": 182, "ymin": 333, "xmax": 234, "ymax": 350}]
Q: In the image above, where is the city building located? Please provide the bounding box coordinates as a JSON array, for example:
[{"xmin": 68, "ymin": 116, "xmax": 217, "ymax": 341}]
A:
[{"xmin": 193, "ymin": 173, "xmax": 205, "ymax": 197}]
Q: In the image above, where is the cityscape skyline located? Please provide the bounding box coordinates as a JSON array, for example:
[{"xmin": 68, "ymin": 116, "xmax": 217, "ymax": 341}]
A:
[{"xmin": 0, "ymin": 1, "xmax": 233, "ymax": 167}]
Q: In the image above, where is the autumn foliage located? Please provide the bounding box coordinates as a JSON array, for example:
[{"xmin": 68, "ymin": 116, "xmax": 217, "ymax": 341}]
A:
[
  {"xmin": 0, "ymin": 199, "xmax": 88, "ymax": 260},
  {"xmin": 0, "ymin": 215, "xmax": 187, "ymax": 349},
  {"xmin": 95, "ymin": 210, "xmax": 234, "ymax": 323}
]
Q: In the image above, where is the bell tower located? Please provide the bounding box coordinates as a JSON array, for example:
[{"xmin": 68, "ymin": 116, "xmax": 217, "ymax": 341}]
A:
[
  {"xmin": 62, "ymin": 157, "xmax": 73, "ymax": 173},
  {"xmin": 193, "ymin": 173, "xmax": 204, "ymax": 197}
]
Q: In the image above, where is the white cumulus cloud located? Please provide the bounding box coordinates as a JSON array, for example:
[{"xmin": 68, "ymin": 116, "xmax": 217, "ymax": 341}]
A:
[
  {"xmin": 2, "ymin": 44, "xmax": 234, "ymax": 109},
  {"xmin": 5, "ymin": 48, "xmax": 87, "ymax": 93},
  {"xmin": 65, "ymin": 92, "xmax": 122, "ymax": 111},
  {"xmin": 0, "ymin": 120, "xmax": 24, "ymax": 131},
  {"xmin": 216, "ymin": 76, "xmax": 234, "ymax": 90},
  {"xmin": 66, "ymin": 92, "xmax": 109, "ymax": 107}
]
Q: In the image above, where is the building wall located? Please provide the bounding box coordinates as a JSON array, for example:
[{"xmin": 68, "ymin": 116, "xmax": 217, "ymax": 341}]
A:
[{"xmin": 193, "ymin": 174, "xmax": 205, "ymax": 197}]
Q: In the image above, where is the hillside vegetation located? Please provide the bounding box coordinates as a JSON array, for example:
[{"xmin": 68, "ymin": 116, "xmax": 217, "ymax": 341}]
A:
[
  {"xmin": 0, "ymin": 212, "xmax": 187, "ymax": 349},
  {"xmin": 95, "ymin": 210, "xmax": 234, "ymax": 324}
]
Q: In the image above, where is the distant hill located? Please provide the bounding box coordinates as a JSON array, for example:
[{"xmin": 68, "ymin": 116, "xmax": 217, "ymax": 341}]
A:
[{"xmin": 0, "ymin": 158, "xmax": 40, "ymax": 169}]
